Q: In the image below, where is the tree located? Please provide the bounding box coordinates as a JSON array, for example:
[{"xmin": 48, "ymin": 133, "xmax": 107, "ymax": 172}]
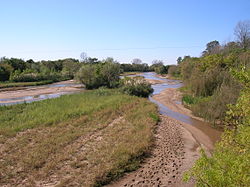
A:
[
  {"xmin": 100, "ymin": 62, "xmax": 121, "ymax": 88},
  {"xmin": 75, "ymin": 65, "xmax": 100, "ymax": 89},
  {"xmin": 152, "ymin": 60, "xmax": 164, "ymax": 66},
  {"xmin": 80, "ymin": 52, "xmax": 87, "ymax": 62},
  {"xmin": 177, "ymin": 57, "xmax": 182, "ymax": 64},
  {"xmin": 86, "ymin": 57, "xmax": 99, "ymax": 64},
  {"xmin": 234, "ymin": 20, "xmax": 250, "ymax": 50},
  {"xmin": 62, "ymin": 59, "xmax": 81, "ymax": 78},
  {"xmin": 203, "ymin": 40, "xmax": 220, "ymax": 55},
  {"xmin": 131, "ymin": 58, "xmax": 142, "ymax": 64},
  {"xmin": 0, "ymin": 63, "xmax": 13, "ymax": 81}
]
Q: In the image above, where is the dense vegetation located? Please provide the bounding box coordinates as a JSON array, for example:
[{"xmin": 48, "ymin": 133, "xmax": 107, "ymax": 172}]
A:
[
  {"xmin": 120, "ymin": 76, "xmax": 154, "ymax": 97},
  {"xmin": 0, "ymin": 57, "xmax": 81, "ymax": 87},
  {"xmin": 0, "ymin": 89, "xmax": 159, "ymax": 186},
  {"xmin": 177, "ymin": 21, "xmax": 250, "ymax": 186}
]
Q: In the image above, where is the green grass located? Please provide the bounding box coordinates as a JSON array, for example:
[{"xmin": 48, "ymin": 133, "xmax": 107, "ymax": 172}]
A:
[
  {"xmin": 0, "ymin": 80, "xmax": 56, "ymax": 89},
  {"xmin": 0, "ymin": 89, "xmax": 159, "ymax": 187},
  {"xmin": 182, "ymin": 94, "xmax": 201, "ymax": 105}
]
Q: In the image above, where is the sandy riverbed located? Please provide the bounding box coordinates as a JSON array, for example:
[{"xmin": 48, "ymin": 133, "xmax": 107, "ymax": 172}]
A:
[
  {"xmin": 152, "ymin": 88, "xmax": 222, "ymax": 152},
  {"xmin": 0, "ymin": 80, "xmax": 84, "ymax": 104}
]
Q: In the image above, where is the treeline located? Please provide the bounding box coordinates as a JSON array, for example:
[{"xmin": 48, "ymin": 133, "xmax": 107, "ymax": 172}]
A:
[
  {"xmin": 0, "ymin": 55, "xmax": 169, "ymax": 83},
  {"xmin": 0, "ymin": 57, "xmax": 81, "ymax": 82},
  {"xmin": 179, "ymin": 21, "xmax": 250, "ymax": 186}
]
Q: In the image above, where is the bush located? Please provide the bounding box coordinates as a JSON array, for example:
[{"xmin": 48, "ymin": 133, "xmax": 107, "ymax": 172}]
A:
[
  {"xmin": 120, "ymin": 77, "xmax": 153, "ymax": 97},
  {"xmin": 0, "ymin": 64, "xmax": 13, "ymax": 81},
  {"xmin": 9, "ymin": 70, "xmax": 68, "ymax": 82},
  {"xmin": 184, "ymin": 125, "xmax": 250, "ymax": 187},
  {"xmin": 75, "ymin": 62, "xmax": 121, "ymax": 89},
  {"xmin": 168, "ymin": 65, "xmax": 181, "ymax": 78},
  {"xmin": 75, "ymin": 64, "xmax": 101, "ymax": 89},
  {"xmin": 182, "ymin": 94, "xmax": 201, "ymax": 105},
  {"xmin": 184, "ymin": 61, "xmax": 250, "ymax": 187}
]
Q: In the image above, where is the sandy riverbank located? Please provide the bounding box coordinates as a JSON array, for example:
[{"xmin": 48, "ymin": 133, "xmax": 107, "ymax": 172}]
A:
[
  {"xmin": 0, "ymin": 80, "xmax": 83, "ymax": 104},
  {"xmin": 152, "ymin": 88, "xmax": 222, "ymax": 152}
]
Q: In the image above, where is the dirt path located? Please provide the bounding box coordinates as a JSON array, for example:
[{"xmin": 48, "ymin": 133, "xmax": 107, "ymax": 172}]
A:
[{"xmin": 106, "ymin": 116, "xmax": 200, "ymax": 187}]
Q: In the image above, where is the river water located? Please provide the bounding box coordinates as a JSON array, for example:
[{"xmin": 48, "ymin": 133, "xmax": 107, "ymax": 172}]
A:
[{"xmin": 139, "ymin": 72, "xmax": 222, "ymax": 150}]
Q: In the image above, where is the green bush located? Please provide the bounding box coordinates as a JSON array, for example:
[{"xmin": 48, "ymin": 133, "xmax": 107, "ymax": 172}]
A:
[
  {"xmin": 182, "ymin": 94, "xmax": 200, "ymax": 105},
  {"xmin": 184, "ymin": 125, "xmax": 250, "ymax": 187},
  {"xmin": 184, "ymin": 65, "xmax": 250, "ymax": 187},
  {"xmin": 120, "ymin": 77, "xmax": 153, "ymax": 97},
  {"xmin": 75, "ymin": 62, "xmax": 121, "ymax": 89},
  {"xmin": 0, "ymin": 64, "xmax": 13, "ymax": 81}
]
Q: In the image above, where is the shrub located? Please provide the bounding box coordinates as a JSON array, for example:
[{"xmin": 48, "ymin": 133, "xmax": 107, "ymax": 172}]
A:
[
  {"xmin": 120, "ymin": 77, "xmax": 153, "ymax": 97},
  {"xmin": 75, "ymin": 64, "xmax": 101, "ymax": 89},
  {"xmin": 9, "ymin": 70, "xmax": 67, "ymax": 82},
  {"xmin": 0, "ymin": 64, "xmax": 13, "ymax": 81},
  {"xmin": 75, "ymin": 62, "xmax": 121, "ymax": 89}
]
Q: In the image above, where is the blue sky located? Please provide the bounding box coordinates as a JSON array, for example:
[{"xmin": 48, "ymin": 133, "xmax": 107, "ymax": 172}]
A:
[{"xmin": 0, "ymin": 0, "xmax": 249, "ymax": 64}]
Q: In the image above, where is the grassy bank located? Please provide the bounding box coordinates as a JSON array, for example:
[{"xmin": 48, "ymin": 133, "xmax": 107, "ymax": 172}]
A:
[
  {"xmin": 0, "ymin": 89, "xmax": 159, "ymax": 187},
  {"xmin": 0, "ymin": 80, "xmax": 58, "ymax": 89}
]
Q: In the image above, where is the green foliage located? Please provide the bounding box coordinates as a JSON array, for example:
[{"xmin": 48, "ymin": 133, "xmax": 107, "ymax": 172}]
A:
[
  {"xmin": 120, "ymin": 63, "xmax": 149, "ymax": 72},
  {"xmin": 75, "ymin": 62, "xmax": 121, "ymax": 89},
  {"xmin": 179, "ymin": 49, "xmax": 250, "ymax": 124},
  {"xmin": 183, "ymin": 49, "xmax": 250, "ymax": 187},
  {"xmin": 182, "ymin": 94, "xmax": 201, "ymax": 105},
  {"xmin": 154, "ymin": 65, "xmax": 167, "ymax": 75},
  {"xmin": 184, "ymin": 125, "xmax": 250, "ymax": 187},
  {"xmin": 0, "ymin": 63, "xmax": 13, "ymax": 81},
  {"xmin": 168, "ymin": 65, "xmax": 181, "ymax": 78},
  {"xmin": 75, "ymin": 64, "xmax": 101, "ymax": 89},
  {"xmin": 120, "ymin": 77, "xmax": 154, "ymax": 97}
]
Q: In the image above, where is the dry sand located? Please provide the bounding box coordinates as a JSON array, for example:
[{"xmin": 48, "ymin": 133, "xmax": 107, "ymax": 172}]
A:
[{"xmin": 145, "ymin": 79, "xmax": 166, "ymax": 85}]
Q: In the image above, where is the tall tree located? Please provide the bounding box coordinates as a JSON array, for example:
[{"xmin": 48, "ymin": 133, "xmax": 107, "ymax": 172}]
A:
[
  {"xmin": 131, "ymin": 58, "xmax": 142, "ymax": 64},
  {"xmin": 234, "ymin": 20, "xmax": 250, "ymax": 50},
  {"xmin": 203, "ymin": 40, "xmax": 220, "ymax": 55},
  {"xmin": 177, "ymin": 57, "xmax": 182, "ymax": 64}
]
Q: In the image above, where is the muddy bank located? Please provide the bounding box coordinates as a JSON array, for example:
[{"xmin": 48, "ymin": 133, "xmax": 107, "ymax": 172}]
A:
[{"xmin": 106, "ymin": 116, "xmax": 199, "ymax": 187}]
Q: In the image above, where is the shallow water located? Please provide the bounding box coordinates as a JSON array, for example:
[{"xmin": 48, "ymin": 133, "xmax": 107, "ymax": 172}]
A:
[{"xmin": 138, "ymin": 72, "xmax": 221, "ymax": 146}]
